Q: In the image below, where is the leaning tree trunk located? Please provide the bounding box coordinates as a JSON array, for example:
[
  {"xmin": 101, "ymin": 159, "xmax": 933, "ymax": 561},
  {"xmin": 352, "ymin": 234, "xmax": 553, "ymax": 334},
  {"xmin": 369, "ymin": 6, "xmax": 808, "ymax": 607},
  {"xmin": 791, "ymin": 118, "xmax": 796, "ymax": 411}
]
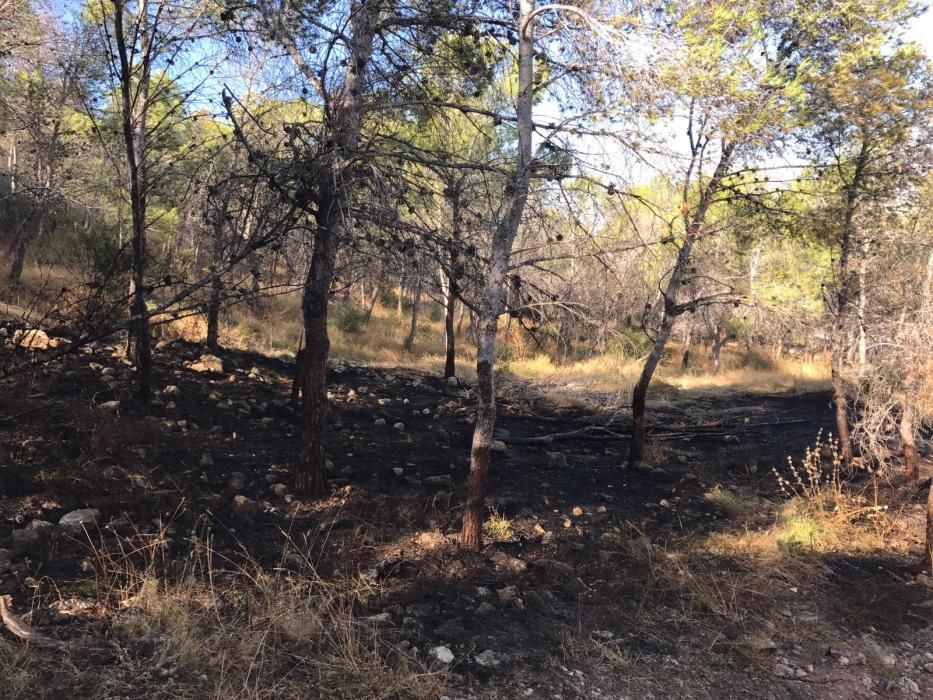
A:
[
  {"xmin": 294, "ymin": 0, "xmax": 377, "ymax": 499},
  {"xmin": 362, "ymin": 283, "xmax": 380, "ymax": 324},
  {"xmin": 461, "ymin": 0, "xmax": 535, "ymax": 552},
  {"xmin": 628, "ymin": 143, "xmax": 734, "ymax": 468}
]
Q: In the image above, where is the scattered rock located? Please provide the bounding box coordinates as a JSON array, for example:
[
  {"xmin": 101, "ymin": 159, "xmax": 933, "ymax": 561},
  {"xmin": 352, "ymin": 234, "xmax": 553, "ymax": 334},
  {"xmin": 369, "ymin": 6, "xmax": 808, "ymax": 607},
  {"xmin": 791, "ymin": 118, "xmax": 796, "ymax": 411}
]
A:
[
  {"xmin": 98, "ymin": 400, "xmax": 121, "ymax": 411},
  {"xmin": 475, "ymin": 602, "xmax": 496, "ymax": 616},
  {"xmin": 374, "ymin": 418, "xmax": 387, "ymax": 427},
  {"xmin": 898, "ymin": 677, "xmax": 920, "ymax": 694},
  {"xmin": 11, "ymin": 528, "xmax": 41, "ymax": 554},
  {"xmin": 12, "ymin": 328, "xmax": 51, "ymax": 350},
  {"xmin": 189, "ymin": 354, "xmax": 224, "ymax": 373},
  {"xmin": 916, "ymin": 573, "xmax": 933, "ymax": 590},
  {"xmin": 231, "ymin": 495, "xmax": 258, "ymax": 523},
  {"xmin": 163, "ymin": 384, "xmax": 181, "ymax": 396},
  {"xmin": 271, "ymin": 483, "xmax": 288, "ymax": 497},
  {"xmin": 774, "ymin": 663, "xmax": 795, "ymax": 679},
  {"xmin": 491, "ymin": 440, "xmax": 508, "ymax": 452},
  {"xmin": 0, "ymin": 548, "xmax": 12, "ymax": 573},
  {"xmin": 497, "ymin": 586, "xmax": 520, "ymax": 606},
  {"xmin": 446, "ymin": 376, "xmax": 459, "ymax": 387},
  {"xmin": 393, "ymin": 422, "xmax": 406, "ymax": 431},
  {"xmin": 59, "ymin": 508, "xmax": 101, "ymax": 531},
  {"xmin": 544, "ymin": 451, "xmax": 567, "ymax": 469},
  {"xmin": 571, "ymin": 506, "xmax": 584, "ymax": 517},
  {"xmin": 367, "ymin": 612, "xmax": 393, "ymax": 626},
  {"xmin": 475, "ymin": 649, "xmax": 505, "ymax": 668},
  {"xmin": 430, "ymin": 645, "xmax": 455, "ymax": 664},
  {"xmin": 488, "ymin": 549, "xmax": 527, "ymax": 573},
  {"xmin": 632, "ymin": 461, "xmax": 655, "ymax": 473}
]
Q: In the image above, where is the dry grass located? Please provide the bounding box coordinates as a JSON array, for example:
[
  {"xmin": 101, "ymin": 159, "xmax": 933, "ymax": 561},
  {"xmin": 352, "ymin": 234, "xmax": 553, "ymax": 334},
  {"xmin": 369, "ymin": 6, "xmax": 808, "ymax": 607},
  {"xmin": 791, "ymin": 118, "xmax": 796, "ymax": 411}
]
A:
[
  {"xmin": 2, "ymin": 525, "xmax": 445, "ymax": 699},
  {"xmin": 483, "ymin": 508, "xmax": 515, "ymax": 542}
]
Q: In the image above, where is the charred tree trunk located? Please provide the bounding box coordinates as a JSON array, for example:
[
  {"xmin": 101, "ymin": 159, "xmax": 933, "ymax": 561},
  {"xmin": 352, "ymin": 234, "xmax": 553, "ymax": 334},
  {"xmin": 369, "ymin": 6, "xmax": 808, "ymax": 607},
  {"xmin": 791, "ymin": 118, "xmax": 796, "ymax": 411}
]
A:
[
  {"xmin": 628, "ymin": 142, "xmax": 733, "ymax": 468},
  {"xmin": 294, "ymin": 0, "xmax": 377, "ymax": 499},
  {"xmin": 461, "ymin": 0, "xmax": 535, "ymax": 552},
  {"xmin": 443, "ymin": 271, "xmax": 457, "ymax": 378}
]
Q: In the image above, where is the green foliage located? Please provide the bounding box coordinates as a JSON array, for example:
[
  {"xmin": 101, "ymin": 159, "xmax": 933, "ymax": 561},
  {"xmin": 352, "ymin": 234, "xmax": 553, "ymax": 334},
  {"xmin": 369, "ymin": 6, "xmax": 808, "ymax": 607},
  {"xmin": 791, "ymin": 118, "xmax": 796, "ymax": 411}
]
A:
[{"xmin": 335, "ymin": 304, "xmax": 365, "ymax": 334}]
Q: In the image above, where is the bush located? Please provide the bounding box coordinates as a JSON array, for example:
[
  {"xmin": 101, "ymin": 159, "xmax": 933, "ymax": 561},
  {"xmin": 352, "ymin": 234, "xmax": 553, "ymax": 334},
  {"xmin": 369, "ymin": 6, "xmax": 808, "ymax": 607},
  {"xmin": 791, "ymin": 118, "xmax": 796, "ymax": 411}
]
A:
[{"xmin": 335, "ymin": 304, "xmax": 365, "ymax": 334}]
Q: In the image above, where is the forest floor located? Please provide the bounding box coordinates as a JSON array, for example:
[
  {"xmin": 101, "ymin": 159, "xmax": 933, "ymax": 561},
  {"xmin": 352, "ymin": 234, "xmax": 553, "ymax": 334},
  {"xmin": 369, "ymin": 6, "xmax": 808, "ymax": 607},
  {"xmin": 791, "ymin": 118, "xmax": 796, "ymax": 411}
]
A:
[{"xmin": 1, "ymin": 335, "xmax": 932, "ymax": 699}]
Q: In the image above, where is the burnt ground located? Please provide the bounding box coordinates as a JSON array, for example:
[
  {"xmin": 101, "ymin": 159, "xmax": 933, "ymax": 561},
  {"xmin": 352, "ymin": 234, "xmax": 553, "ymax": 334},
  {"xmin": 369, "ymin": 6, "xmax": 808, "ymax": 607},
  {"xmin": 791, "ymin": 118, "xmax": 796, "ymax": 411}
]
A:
[{"xmin": 1, "ymin": 338, "xmax": 932, "ymax": 698}]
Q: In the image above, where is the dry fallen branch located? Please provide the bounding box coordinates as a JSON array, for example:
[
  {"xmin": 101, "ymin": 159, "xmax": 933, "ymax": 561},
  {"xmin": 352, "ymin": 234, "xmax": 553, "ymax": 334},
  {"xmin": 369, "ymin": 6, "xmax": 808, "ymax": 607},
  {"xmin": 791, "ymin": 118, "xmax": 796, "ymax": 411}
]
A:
[{"xmin": 0, "ymin": 595, "xmax": 64, "ymax": 650}]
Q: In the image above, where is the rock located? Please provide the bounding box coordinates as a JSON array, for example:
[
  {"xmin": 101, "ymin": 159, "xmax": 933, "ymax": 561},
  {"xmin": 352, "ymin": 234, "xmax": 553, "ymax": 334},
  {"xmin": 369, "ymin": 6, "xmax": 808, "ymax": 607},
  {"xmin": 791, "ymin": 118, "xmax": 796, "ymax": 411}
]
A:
[
  {"xmin": 488, "ymin": 549, "xmax": 527, "ymax": 573},
  {"xmin": 98, "ymin": 400, "xmax": 121, "ymax": 411},
  {"xmin": 916, "ymin": 573, "xmax": 933, "ymax": 590},
  {"xmin": 898, "ymin": 677, "xmax": 920, "ymax": 694},
  {"xmin": 393, "ymin": 422, "xmax": 406, "ymax": 431},
  {"xmin": 592, "ymin": 630, "xmax": 614, "ymax": 640},
  {"xmin": 774, "ymin": 663, "xmax": 795, "ymax": 679},
  {"xmin": 164, "ymin": 385, "xmax": 181, "ymax": 396},
  {"xmin": 269, "ymin": 483, "xmax": 287, "ymax": 498},
  {"xmin": 12, "ymin": 329, "xmax": 51, "ymax": 350},
  {"xmin": 430, "ymin": 645, "xmax": 455, "ymax": 664},
  {"xmin": 571, "ymin": 506, "xmax": 584, "ymax": 517},
  {"xmin": 497, "ymin": 585, "xmax": 520, "ymax": 606},
  {"xmin": 190, "ymin": 354, "xmax": 224, "ymax": 373},
  {"xmin": 367, "ymin": 612, "xmax": 393, "ymax": 626},
  {"xmin": 544, "ymin": 451, "xmax": 567, "ymax": 469},
  {"xmin": 534, "ymin": 558, "xmax": 575, "ymax": 577},
  {"xmin": 446, "ymin": 376, "xmax": 459, "ymax": 387},
  {"xmin": 632, "ymin": 461, "xmax": 655, "ymax": 473},
  {"xmin": 475, "ymin": 601, "xmax": 497, "ymax": 616},
  {"xmin": 231, "ymin": 495, "xmax": 257, "ymax": 523},
  {"xmin": 374, "ymin": 418, "xmax": 386, "ymax": 427},
  {"xmin": 11, "ymin": 528, "xmax": 41, "ymax": 554},
  {"xmin": 59, "ymin": 508, "xmax": 101, "ymax": 530},
  {"xmin": 475, "ymin": 649, "xmax": 505, "ymax": 668},
  {"xmin": 227, "ymin": 472, "xmax": 247, "ymax": 490},
  {"xmin": 491, "ymin": 440, "xmax": 508, "ymax": 452},
  {"xmin": 200, "ymin": 454, "xmax": 214, "ymax": 468}
]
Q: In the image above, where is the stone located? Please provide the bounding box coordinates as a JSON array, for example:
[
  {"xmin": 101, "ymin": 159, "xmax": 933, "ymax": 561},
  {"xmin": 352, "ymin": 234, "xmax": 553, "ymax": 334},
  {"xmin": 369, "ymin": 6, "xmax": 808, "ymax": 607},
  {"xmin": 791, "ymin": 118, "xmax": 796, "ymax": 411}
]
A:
[
  {"xmin": 367, "ymin": 612, "xmax": 393, "ymax": 625},
  {"xmin": 272, "ymin": 483, "xmax": 288, "ymax": 497},
  {"xmin": 897, "ymin": 677, "xmax": 920, "ymax": 694},
  {"xmin": 30, "ymin": 519, "xmax": 55, "ymax": 534},
  {"xmin": 200, "ymin": 454, "xmax": 214, "ymax": 467},
  {"xmin": 475, "ymin": 601, "xmax": 496, "ymax": 616},
  {"xmin": 430, "ymin": 646, "xmax": 455, "ymax": 664},
  {"xmin": 774, "ymin": 663, "xmax": 795, "ymax": 679},
  {"xmin": 12, "ymin": 329, "xmax": 51, "ymax": 350},
  {"xmin": 915, "ymin": 573, "xmax": 933, "ymax": 590},
  {"xmin": 11, "ymin": 528, "xmax": 40, "ymax": 554},
  {"xmin": 231, "ymin": 495, "xmax": 258, "ymax": 523},
  {"xmin": 497, "ymin": 586, "xmax": 520, "ymax": 606},
  {"xmin": 99, "ymin": 400, "xmax": 121, "ymax": 411},
  {"xmin": 393, "ymin": 422, "xmax": 406, "ymax": 431},
  {"xmin": 488, "ymin": 549, "xmax": 527, "ymax": 573},
  {"xmin": 491, "ymin": 440, "xmax": 508, "ymax": 452},
  {"xmin": 374, "ymin": 418, "xmax": 387, "ymax": 427},
  {"xmin": 190, "ymin": 354, "xmax": 224, "ymax": 373},
  {"xmin": 163, "ymin": 385, "xmax": 181, "ymax": 396},
  {"xmin": 544, "ymin": 451, "xmax": 567, "ymax": 469},
  {"xmin": 227, "ymin": 472, "xmax": 247, "ymax": 490},
  {"xmin": 632, "ymin": 461, "xmax": 655, "ymax": 473},
  {"xmin": 392, "ymin": 467, "xmax": 404, "ymax": 476},
  {"xmin": 446, "ymin": 376, "xmax": 459, "ymax": 387},
  {"xmin": 475, "ymin": 649, "xmax": 504, "ymax": 668},
  {"xmin": 59, "ymin": 508, "xmax": 101, "ymax": 530},
  {"xmin": 571, "ymin": 506, "xmax": 584, "ymax": 517}
]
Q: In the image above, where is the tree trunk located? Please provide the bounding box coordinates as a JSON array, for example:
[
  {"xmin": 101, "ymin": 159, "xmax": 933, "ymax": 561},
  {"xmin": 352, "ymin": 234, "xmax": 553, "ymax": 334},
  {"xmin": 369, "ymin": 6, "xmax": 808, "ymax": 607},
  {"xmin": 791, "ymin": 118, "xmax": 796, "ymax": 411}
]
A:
[
  {"xmin": 444, "ymin": 271, "xmax": 457, "ymax": 378},
  {"xmin": 711, "ymin": 325, "xmax": 723, "ymax": 375},
  {"xmin": 7, "ymin": 214, "xmax": 36, "ymax": 292},
  {"xmin": 205, "ymin": 276, "xmax": 222, "ymax": 351},
  {"xmin": 362, "ymin": 283, "xmax": 380, "ymax": 324},
  {"xmin": 900, "ymin": 402, "xmax": 918, "ymax": 486},
  {"xmin": 680, "ymin": 320, "xmax": 692, "ymax": 370},
  {"xmin": 927, "ymin": 481, "xmax": 933, "ymax": 574},
  {"xmin": 461, "ymin": 0, "xmax": 535, "ymax": 552},
  {"xmin": 294, "ymin": 0, "xmax": 377, "ymax": 499},
  {"xmin": 404, "ymin": 278, "xmax": 421, "ymax": 350},
  {"xmin": 114, "ymin": 0, "xmax": 152, "ymax": 402},
  {"xmin": 628, "ymin": 142, "xmax": 734, "ymax": 468}
]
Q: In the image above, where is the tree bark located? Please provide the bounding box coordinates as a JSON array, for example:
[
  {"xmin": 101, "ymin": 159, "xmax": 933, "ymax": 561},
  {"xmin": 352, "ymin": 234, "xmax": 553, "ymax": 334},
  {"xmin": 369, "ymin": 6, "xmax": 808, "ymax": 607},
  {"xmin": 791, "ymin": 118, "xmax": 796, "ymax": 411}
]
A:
[
  {"xmin": 900, "ymin": 402, "xmax": 918, "ymax": 486},
  {"xmin": 403, "ymin": 278, "xmax": 421, "ymax": 350},
  {"xmin": 114, "ymin": 0, "xmax": 153, "ymax": 401},
  {"xmin": 628, "ymin": 142, "xmax": 733, "ymax": 468},
  {"xmin": 294, "ymin": 0, "xmax": 377, "ymax": 499},
  {"xmin": 362, "ymin": 283, "xmax": 380, "ymax": 324},
  {"xmin": 711, "ymin": 324, "xmax": 724, "ymax": 375},
  {"xmin": 443, "ymin": 270, "xmax": 457, "ymax": 378},
  {"xmin": 461, "ymin": 0, "xmax": 536, "ymax": 552}
]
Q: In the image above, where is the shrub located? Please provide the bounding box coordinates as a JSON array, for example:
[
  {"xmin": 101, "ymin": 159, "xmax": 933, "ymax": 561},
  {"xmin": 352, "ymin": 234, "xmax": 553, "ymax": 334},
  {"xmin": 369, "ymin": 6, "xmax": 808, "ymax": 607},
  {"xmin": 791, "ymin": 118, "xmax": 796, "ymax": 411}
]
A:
[{"xmin": 335, "ymin": 304, "xmax": 365, "ymax": 334}]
